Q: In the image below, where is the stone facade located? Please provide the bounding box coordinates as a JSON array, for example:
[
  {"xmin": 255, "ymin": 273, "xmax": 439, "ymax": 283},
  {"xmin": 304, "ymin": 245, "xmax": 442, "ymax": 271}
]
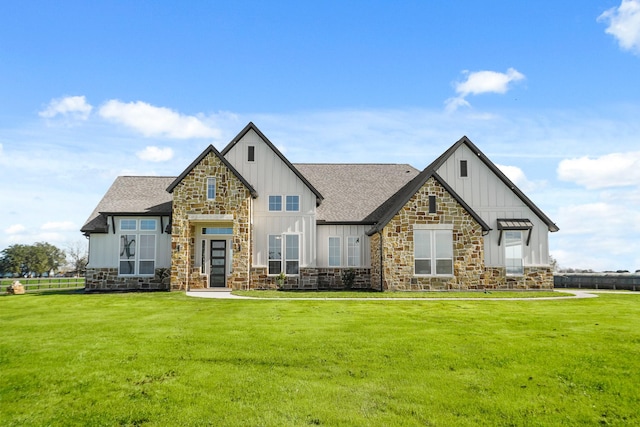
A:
[
  {"xmin": 374, "ymin": 177, "xmax": 485, "ymax": 291},
  {"xmin": 248, "ymin": 267, "xmax": 371, "ymax": 290},
  {"xmin": 85, "ymin": 267, "xmax": 170, "ymax": 291},
  {"xmin": 483, "ymin": 266, "xmax": 553, "ymax": 289},
  {"xmin": 170, "ymin": 151, "xmax": 252, "ymax": 290}
]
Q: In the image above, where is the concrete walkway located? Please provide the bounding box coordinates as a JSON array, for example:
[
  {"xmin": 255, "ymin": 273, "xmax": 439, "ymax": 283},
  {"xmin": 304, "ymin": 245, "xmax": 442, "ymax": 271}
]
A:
[{"xmin": 185, "ymin": 289, "xmax": 634, "ymax": 301}]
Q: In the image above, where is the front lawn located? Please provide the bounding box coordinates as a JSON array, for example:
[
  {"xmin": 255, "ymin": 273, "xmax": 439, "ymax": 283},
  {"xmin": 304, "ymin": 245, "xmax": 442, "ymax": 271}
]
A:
[{"xmin": 1, "ymin": 291, "xmax": 638, "ymax": 426}]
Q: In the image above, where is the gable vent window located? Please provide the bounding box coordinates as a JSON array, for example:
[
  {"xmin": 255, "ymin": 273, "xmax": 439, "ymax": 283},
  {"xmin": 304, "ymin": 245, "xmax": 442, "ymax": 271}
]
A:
[
  {"xmin": 206, "ymin": 177, "xmax": 216, "ymax": 200},
  {"xmin": 460, "ymin": 160, "xmax": 468, "ymax": 177},
  {"xmin": 428, "ymin": 196, "xmax": 437, "ymax": 214},
  {"xmin": 248, "ymin": 145, "xmax": 255, "ymax": 162}
]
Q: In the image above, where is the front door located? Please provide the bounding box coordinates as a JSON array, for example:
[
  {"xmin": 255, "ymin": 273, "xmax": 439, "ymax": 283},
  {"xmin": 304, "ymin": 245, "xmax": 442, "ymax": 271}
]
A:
[{"xmin": 209, "ymin": 240, "xmax": 227, "ymax": 287}]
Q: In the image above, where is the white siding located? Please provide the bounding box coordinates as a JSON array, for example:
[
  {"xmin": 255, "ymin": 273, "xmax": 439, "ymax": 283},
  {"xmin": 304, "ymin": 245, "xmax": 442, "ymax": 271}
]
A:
[
  {"xmin": 224, "ymin": 129, "xmax": 317, "ymax": 268},
  {"xmin": 436, "ymin": 144, "xmax": 550, "ymax": 267},
  {"xmin": 316, "ymin": 225, "xmax": 371, "ymax": 267},
  {"xmin": 87, "ymin": 216, "xmax": 171, "ymax": 269}
]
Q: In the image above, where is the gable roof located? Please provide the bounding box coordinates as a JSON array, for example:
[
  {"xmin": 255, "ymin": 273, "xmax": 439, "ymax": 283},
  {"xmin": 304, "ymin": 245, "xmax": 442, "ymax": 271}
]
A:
[
  {"xmin": 365, "ymin": 168, "xmax": 492, "ymax": 236},
  {"xmin": 220, "ymin": 122, "xmax": 324, "ymax": 205},
  {"xmin": 431, "ymin": 136, "xmax": 559, "ymax": 232},
  {"xmin": 294, "ymin": 163, "xmax": 419, "ymax": 223},
  {"xmin": 81, "ymin": 176, "xmax": 175, "ymax": 234},
  {"xmin": 166, "ymin": 144, "xmax": 258, "ymax": 197}
]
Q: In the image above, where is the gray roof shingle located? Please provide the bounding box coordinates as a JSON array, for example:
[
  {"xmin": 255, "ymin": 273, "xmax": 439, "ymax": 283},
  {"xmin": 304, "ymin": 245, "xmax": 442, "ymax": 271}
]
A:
[
  {"xmin": 81, "ymin": 176, "xmax": 175, "ymax": 233},
  {"xmin": 294, "ymin": 164, "xmax": 420, "ymax": 222}
]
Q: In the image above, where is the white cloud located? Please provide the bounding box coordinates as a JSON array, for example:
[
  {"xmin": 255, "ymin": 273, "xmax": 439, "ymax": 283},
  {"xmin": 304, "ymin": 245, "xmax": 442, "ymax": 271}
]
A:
[
  {"xmin": 496, "ymin": 164, "xmax": 545, "ymax": 193},
  {"xmin": 5, "ymin": 224, "xmax": 26, "ymax": 234},
  {"xmin": 445, "ymin": 68, "xmax": 525, "ymax": 112},
  {"xmin": 41, "ymin": 221, "xmax": 77, "ymax": 231},
  {"xmin": 557, "ymin": 151, "xmax": 640, "ymax": 189},
  {"xmin": 39, "ymin": 96, "xmax": 93, "ymax": 120},
  {"xmin": 137, "ymin": 146, "xmax": 174, "ymax": 162},
  {"xmin": 598, "ymin": 0, "xmax": 640, "ymax": 54},
  {"xmin": 99, "ymin": 100, "xmax": 221, "ymax": 139}
]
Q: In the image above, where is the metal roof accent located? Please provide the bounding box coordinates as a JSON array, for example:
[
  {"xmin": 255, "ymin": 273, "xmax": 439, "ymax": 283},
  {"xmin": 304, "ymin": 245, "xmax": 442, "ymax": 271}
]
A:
[{"xmin": 497, "ymin": 218, "xmax": 534, "ymax": 246}]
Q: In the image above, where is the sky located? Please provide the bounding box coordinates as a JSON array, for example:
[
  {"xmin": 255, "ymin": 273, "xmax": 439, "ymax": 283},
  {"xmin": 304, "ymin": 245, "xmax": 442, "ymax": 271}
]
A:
[{"xmin": 1, "ymin": 0, "xmax": 640, "ymax": 272}]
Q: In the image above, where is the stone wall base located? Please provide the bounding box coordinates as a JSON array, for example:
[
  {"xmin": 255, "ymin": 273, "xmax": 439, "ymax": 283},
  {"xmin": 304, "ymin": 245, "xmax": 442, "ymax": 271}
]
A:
[
  {"xmin": 85, "ymin": 267, "xmax": 170, "ymax": 291},
  {"xmin": 483, "ymin": 266, "xmax": 554, "ymax": 290},
  {"xmin": 248, "ymin": 267, "xmax": 371, "ymax": 290}
]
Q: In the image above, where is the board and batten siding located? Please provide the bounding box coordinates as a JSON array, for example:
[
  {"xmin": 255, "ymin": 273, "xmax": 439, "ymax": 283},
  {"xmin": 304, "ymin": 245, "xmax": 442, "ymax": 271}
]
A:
[
  {"xmin": 223, "ymin": 128, "xmax": 317, "ymax": 269},
  {"xmin": 435, "ymin": 144, "xmax": 550, "ymax": 267},
  {"xmin": 316, "ymin": 225, "xmax": 371, "ymax": 268},
  {"xmin": 86, "ymin": 216, "xmax": 172, "ymax": 269}
]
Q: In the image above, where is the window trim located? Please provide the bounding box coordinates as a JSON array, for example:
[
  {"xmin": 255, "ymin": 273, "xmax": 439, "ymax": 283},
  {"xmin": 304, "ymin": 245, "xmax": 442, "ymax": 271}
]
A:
[
  {"xmin": 413, "ymin": 226, "xmax": 454, "ymax": 277},
  {"xmin": 328, "ymin": 236, "xmax": 341, "ymax": 267},
  {"xmin": 285, "ymin": 195, "xmax": 300, "ymax": 212},
  {"xmin": 206, "ymin": 177, "xmax": 216, "ymax": 200},
  {"xmin": 268, "ymin": 195, "xmax": 282, "ymax": 211},
  {"xmin": 347, "ymin": 236, "xmax": 361, "ymax": 267},
  {"xmin": 460, "ymin": 160, "xmax": 468, "ymax": 178},
  {"xmin": 268, "ymin": 233, "xmax": 300, "ymax": 276},
  {"xmin": 504, "ymin": 230, "xmax": 524, "ymax": 276}
]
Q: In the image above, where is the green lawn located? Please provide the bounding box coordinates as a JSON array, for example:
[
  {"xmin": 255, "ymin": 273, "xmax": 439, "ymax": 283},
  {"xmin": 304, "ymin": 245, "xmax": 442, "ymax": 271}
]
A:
[{"xmin": 1, "ymin": 291, "xmax": 639, "ymax": 426}]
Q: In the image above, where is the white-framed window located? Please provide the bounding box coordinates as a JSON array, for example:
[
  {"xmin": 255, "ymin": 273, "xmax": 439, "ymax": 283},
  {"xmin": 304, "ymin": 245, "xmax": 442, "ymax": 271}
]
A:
[
  {"xmin": 120, "ymin": 219, "xmax": 137, "ymax": 231},
  {"xmin": 268, "ymin": 235, "xmax": 282, "ymax": 275},
  {"xmin": 505, "ymin": 231, "xmax": 524, "ymax": 276},
  {"xmin": 286, "ymin": 195, "xmax": 300, "ymax": 212},
  {"xmin": 118, "ymin": 219, "xmax": 157, "ymax": 276},
  {"xmin": 268, "ymin": 234, "xmax": 300, "ymax": 275},
  {"xmin": 285, "ymin": 234, "xmax": 300, "ymax": 274},
  {"xmin": 207, "ymin": 177, "xmax": 216, "ymax": 200},
  {"xmin": 328, "ymin": 237, "xmax": 341, "ymax": 267},
  {"xmin": 268, "ymin": 195, "xmax": 282, "ymax": 211},
  {"xmin": 347, "ymin": 236, "xmax": 360, "ymax": 267},
  {"xmin": 414, "ymin": 227, "xmax": 453, "ymax": 276}
]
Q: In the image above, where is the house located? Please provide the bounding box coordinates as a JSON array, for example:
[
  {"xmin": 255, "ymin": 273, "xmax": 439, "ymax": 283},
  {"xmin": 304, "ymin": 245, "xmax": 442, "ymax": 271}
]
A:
[{"xmin": 81, "ymin": 122, "xmax": 559, "ymax": 292}]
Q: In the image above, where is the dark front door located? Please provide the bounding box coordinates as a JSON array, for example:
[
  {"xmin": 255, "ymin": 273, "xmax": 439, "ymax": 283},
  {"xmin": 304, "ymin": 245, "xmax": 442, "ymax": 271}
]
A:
[{"xmin": 209, "ymin": 240, "xmax": 227, "ymax": 288}]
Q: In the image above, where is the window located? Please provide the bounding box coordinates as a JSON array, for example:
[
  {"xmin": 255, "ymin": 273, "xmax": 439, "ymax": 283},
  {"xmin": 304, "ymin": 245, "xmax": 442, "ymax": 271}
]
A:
[
  {"xmin": 285, "ymin": 234, "xmax": 299, "ymax": 274},
  {"xmin": 207, "ymin": 177, "xmax": 216, "ymax": 200},
  {"xmin": 286, "ymin": 195, "xmax": 300, "ymax": 212},
  {"xmin": 202, "ymin": 227, "xmax": 233, "ymax": 235},
  {"xmin": 460, "ymin": 160, "xmax": 468, "ymax": 177},
  {"xmin": 201, "ymin": 240, "xmax": 206, "ymax": 274},
  {"xmin": 414, "ymin": 228, "xmax": 453, "ymax": 276},
  {"xmin": 505, "ymin": 231, "xmax": 524, "ymax": 275},
  {"xmin": 118, "ymin": 219, "xmax": 157, "ymax": 276},
  {"xmin": 268, "ymin": 234, "xmax": 300, "ymax": 275},
  {"xmin": 121, "ymin": 219, "xmax": 137, "ymax": 231},
  {"xmin": 428, "ymin": 196, "xmax": 437, "ymax": 214},
  {"xmin": 328, "ymin": 237, "xmax": 341, "ymax": 267},
  {"xmin": 268, "ymin": 235, "xmax": 282, "ymax": 275},
  {"xmin": 347, "ymin": 236, "xmax": 360, "ymax": 267},
  {"xmin": 248, "ymin": 145, "xmax": 255, "ymax": 162},
  {"xmin": 269, "ymin": 195, "xmax": 282, "ymax": 211},
  {"xmin": 140, "ymin": 219, "xmax": 157, "ymax": 231}
]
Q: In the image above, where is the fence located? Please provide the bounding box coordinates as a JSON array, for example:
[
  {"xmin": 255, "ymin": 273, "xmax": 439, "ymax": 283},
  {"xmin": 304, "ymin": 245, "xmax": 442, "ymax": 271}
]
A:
[
  {"xmin": 554, "ymin": 274, "xmax": 640, "ymax": 291},
  {"xmin": 1, "ymin": 277, "xmax": 85, "ymax": 293}
]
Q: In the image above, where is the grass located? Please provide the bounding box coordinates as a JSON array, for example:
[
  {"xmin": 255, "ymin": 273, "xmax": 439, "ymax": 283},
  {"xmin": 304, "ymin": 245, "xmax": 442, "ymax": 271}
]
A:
[
  {"xmin": 233, "ymin": 289, "xmax": 570, "ymax": 298},
  {"xmin": 1, "ymin": 291, "xmax": 639, "ymax": 426}
]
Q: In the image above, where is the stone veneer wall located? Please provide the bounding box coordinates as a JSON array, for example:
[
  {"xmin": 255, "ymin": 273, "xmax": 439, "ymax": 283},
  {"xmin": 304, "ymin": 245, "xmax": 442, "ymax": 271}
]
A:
[
  {"xmin": 248, "ymin": 267, "xmax": 371, "ymax": 290},
  {"xmin": 376, "ymin": 177, "xmax": 485, "ymax": 291},
  {"xmin": 85, "ymin": 267, "xmax": 170, "ymax": 291},
  {"xmin": 484, "ymin": 266, "xmax": 553, "ymax": 289},
  {"xmin": 170, "ymin": 152, "xmax": 252, "ymax": 290}
]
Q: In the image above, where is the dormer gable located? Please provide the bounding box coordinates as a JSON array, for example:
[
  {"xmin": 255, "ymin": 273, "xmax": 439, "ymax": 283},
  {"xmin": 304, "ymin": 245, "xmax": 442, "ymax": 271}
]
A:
[
  {"xmin": 220, "ymin": 122, "xmax": 323, "ymax": 206},
  {"xmin": 166, "ymin": 144, "xmax": 257, "ymax": 197}
]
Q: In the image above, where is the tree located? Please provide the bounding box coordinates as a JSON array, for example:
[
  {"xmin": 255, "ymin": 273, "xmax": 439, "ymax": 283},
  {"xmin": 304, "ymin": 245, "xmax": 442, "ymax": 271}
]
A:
[
  {"xmin": 0, "ymin": 242, "xmax": 66, "ymax": 277},
  {"xmin": 66, "ymin": 241, "xmax": 88, "ymax": 276}
]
